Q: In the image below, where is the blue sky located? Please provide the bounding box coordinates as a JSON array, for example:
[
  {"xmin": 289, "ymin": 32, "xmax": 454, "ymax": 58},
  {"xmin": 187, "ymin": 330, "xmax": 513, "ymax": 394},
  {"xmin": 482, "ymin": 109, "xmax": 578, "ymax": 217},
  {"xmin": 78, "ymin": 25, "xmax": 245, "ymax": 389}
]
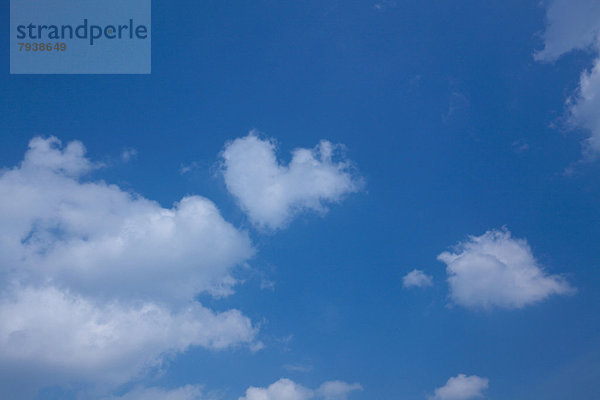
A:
[{"xmin": 1, "ymin": 1, "xmax": 600, "ymax": 399}]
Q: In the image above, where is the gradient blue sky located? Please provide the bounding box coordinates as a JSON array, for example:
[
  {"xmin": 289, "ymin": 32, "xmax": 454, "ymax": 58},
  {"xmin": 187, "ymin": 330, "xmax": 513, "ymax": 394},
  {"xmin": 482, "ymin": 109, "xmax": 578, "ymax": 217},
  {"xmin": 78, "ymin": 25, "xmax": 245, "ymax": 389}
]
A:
[{"xmin": 1, "ymin": 1, "xmax": 600, "ymax": 400}]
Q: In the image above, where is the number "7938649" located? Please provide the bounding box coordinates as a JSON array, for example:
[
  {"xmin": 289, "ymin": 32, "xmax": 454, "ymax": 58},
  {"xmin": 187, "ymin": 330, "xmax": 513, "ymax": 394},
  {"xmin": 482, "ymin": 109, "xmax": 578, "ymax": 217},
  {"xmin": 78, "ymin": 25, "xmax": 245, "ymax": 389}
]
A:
[{"xmin": 18, "ymin": 42, "xmax": 67, "ymax": 52}]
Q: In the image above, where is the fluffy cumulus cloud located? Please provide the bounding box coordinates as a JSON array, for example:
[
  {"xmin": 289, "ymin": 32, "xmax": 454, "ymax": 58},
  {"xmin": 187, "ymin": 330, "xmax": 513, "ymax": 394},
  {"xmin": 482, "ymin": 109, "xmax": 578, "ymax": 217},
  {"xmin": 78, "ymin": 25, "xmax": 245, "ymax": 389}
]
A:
[
  {"xmin": 535, "ymin": 0, "xmax": 600, "ymax": 62},
  {"xmin": 220, "ymin": 133, "xmax": 362, "ymax": 230},
  {"xmin": 0, "ymin": 137, "xmax": 260, "ymax": 397},
  {"xmin": 315, "ymin": 381, "xmax": 363, "ymax": 400},
  {"xmin": 431, "ymin": 374, "xmax": 488, "ymax": 400},
  {"xmin": 402, "ymin": 269, "xmax": 433, "ymax": 288},
  {"xmin": 437, "ymin": 229, "xmax": 574, "ymax": 309},
  {"xmin": 536, "ymin": 0, "xmax": 600, "ymax": 156},
  {"xmin": 102, "ymin": 385, "xmax": 208, "ymax": 400},
  {"xmin": 0, "ymin": 287, "xmax": 258, "ymax": 386},
  {"xmin": 0, "ymin": 137, "xmax": 255, "ymax": 303},
  {"xmin": 239, "ymin": 378, "xmax": 361, "ymax": 400},
  {"xmin": 104, "ymin": 379, "xmax": 362, "ymax": 400}
]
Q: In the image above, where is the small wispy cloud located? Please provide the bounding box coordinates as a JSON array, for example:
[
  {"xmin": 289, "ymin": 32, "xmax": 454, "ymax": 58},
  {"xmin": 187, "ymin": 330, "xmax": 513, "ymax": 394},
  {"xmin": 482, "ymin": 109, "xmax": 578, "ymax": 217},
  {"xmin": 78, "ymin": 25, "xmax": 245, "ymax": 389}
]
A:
[
  {"xmin": 374, "ymin": 0, "xmax": 396, "ymax": 11},
  {"xmin": 120, "ymin": 147, "xmax": 137, "ymax": 162},
  {"xmin": 431, "ymin": 374, "xmax": 489, "ymax": 400},
  {"xmin": 260, "ymin": 279, "xmax": 276, "ymax": 290},
  {"xmin": 511, "ymin": 139, "xmax": 529, "ymax": 154},
  {"xmin": 402, "ymin": 269, "xmax": 433, "ymax": 289},
  {"xmin": 283, "ymin": 363, "xmax": 313, "ymax": 373},
  {"xmin": 179, "ymin": 161, "xmax": 200, "ymax": 174}
]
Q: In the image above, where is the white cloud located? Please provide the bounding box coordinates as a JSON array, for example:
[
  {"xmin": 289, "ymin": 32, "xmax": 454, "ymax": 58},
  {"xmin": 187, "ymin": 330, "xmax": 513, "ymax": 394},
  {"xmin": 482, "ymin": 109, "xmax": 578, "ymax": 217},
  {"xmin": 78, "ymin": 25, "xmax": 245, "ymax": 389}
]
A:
[
  {"xmin": 107, "ymin": 379, "xmax": 361, "ymax": 400},
  {"xmin": 402, "ymin": 269, "xmax": 433, "ymax": 288},
  {"xmin": 0, "ymin": 137, "xmax": 260, "ymax": 397},
  {"xmin": 0, "ymin": 136, "xmax": 361, "ymax": 399},
  {"xmin": 220, "ymin": 133, "xmax": 362, "ymax": 230},
  {"xmin": 238, "ymin": 379, "xmax": 361, "ymax": 400},
  {"xmin": 536, "ymin": 0, "xmax": 600, "ymax": 157},
  {"xmin": 240, "ymin": 379, "xmax": 313, "ymax": 400},
  {"xmin": 568, "ymin": 58, "xmax": 600, "ymax": 156},
  {"xmin": 534, "ymin": 0, "xmax": 600, "ymax": 62},
  {"xmin": 22, "ymin": 136, "xmax": 98, "ymax": 177},
  {"xmin": 0, "ymin": 137, "xmax": 254, "ymax": 304},
  {"xmin": 316, "ymin": 381, "xmax": 362, "ymax": 400},
  {"xmin": 0, "ymin": 286, "xmax": 257, "ymax": 385},
  {"xmin": 437, "ymin": 229, "xmax": 574, "ymax": 309},
  {"xmin": 431, "ymin": 374, "xmax": 488, "ymax": 400},
  {"xmin": 102, "ymin": 385, "xmax": 208, "ymax": 400}
]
